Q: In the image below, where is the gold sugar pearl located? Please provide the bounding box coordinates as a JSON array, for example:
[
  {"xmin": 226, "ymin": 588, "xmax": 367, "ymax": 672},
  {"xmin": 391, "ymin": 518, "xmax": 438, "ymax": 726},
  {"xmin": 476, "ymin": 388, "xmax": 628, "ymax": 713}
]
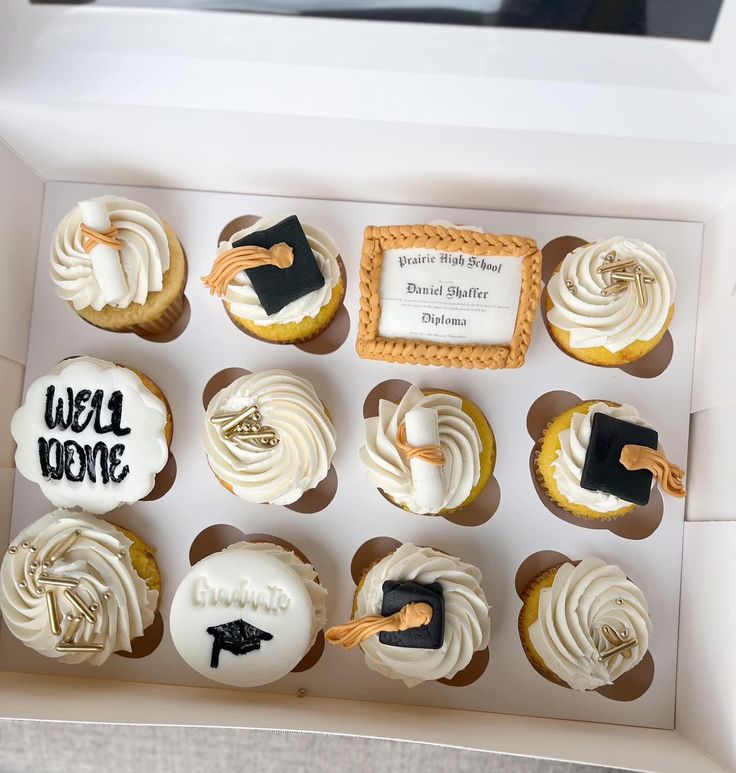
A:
[
  {"xmin": 42, "ymin": 561, "xmax": 51, "ymax": 569},
  {"xmin": 7, "ymin": 546, "xmax": 17, "ymax": 555},
  {"xmin": 103, "ymin": 591, "xmax": 111, "ymax": 600},
  {"xmin": 90, "ymin": 603, "xmax": 99, "ymax": 612},
  {"xmin": 117, "ymin": 550, "xmax": 126, "ymax": 560},
  {"xmin": 21, "ymin": 541, "xmax": 29, "ymax": 549},
  {"xmin": 29, "ymin": 545, "xmax": 38, "ymax": 553}
]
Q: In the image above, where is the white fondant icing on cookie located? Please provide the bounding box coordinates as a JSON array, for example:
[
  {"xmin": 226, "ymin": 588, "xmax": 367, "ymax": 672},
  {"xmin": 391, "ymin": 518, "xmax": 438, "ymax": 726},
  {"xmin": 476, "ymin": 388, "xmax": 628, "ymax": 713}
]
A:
[
  {"xmin": 11, "ymin": 357, "xmax": 169, "ymax": 514},
  {"xmin": 169, "ymin": 543, "xmax": 325, "ymax": 687},
  {"xmin": 0, "ymin": 511, "xmax": 158, "ymax": 666}
]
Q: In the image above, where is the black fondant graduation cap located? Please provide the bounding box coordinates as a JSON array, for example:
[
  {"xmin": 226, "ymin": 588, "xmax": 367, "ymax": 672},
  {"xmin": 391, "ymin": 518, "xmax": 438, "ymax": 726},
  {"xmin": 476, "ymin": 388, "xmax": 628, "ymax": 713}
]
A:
[
  {"xmin": 379, "ymin": 580, "xmax": 444, "ymax": 650},
  {"xmin": 580, "ymin": 413, "xmax": 659, "ymax": 506},
  {"xmin": 233, "ymin": 215, "xmax": 325, "ymax": 315},
  {"xmin": 206, "ymin": 618, "xmax": 273, "ymax": 668}
]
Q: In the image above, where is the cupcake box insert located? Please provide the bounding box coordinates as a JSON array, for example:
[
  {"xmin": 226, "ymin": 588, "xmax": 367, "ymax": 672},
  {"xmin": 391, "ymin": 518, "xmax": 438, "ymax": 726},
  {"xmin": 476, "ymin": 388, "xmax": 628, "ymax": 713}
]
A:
[
  {"xmin": 2, "ymin": 179, "xmax": 699, "ymax": 720},
  {"xmin": 2, "ymin": 63, "xmax": 736, "ymax": 769}
]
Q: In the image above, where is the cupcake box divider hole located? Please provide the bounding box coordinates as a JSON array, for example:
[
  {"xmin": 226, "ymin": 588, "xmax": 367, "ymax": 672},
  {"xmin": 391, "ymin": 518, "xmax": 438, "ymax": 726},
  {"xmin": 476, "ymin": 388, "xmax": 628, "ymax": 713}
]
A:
[
  {"xmin": 2, "ymin": 179, "xmax": 701, "ymax": 730},
  {"xmin": 1, "ymin": 3, "xmax": 736, "ymax": 767}
]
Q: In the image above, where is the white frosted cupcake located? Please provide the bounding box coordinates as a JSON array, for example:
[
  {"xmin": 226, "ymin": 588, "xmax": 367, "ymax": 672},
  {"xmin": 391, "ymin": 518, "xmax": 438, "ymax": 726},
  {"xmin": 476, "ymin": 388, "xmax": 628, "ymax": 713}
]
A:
[
  {"xmin": 519, "ymin": 558, "xmax": 652, "ymax": 691},
  {"xmin": 169, "ymin": 541, "xmax": 326, "ymax": 687},
  {"xmin": 326, "ymin": 543, "xmax": 490, "ymax": 687},
  {"xmin": 359, "ymin": 384, "xmax": 495, "ymax": 515},
  {"xmin": 11, "ymin": 356, "xmax": 172, "ymax": 514},
  {"xmin": 203, "ymin": 214, "xmax": 345, "ymax": 344},
  {"xmin": 0, "ymin": 511, "xmax": 160, "ymax": 665},
  {"xmin": 50, "ymin": 195, "xmax": 186, "ymax": 334},
  {"xmin": 545, "ymin": 237, "xmax": 675, "ymax": 366},
  {"xmin": 202, "ymin": 369, "xmax": 336, "ymax": 505}
]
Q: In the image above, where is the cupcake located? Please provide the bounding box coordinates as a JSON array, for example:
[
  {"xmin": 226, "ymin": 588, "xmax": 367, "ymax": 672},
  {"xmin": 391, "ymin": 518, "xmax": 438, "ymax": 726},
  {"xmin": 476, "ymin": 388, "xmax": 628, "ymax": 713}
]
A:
[
  {"xmin": 169, "ymin": 541, "xmax": 326, "ymax": 687},
  {"xmin": 202, "ymin": 369, "xmax": 336, "ymax": 506},
  {"xmin": 11, "ymin": 356, "xmax": 172, "ymax": 514},
  {"xmin": 536, "ymin": 400, "xmax": 686, "ymax": 520},
  {"xmin": 359, "ymin": 384, "xmax": 494, "ymax": 515},
  {"xmin": 518, "ymin": 558, "xmax": 651, "ymax": 691},
  {"xmin": 50, "ymin": 195, "xmax": 187, "ymax": 335},
  {"xmin": 326, "ymin": 543, "xmax": 490, "ymax": 686},
  {"xmin": 0, "ymin": 511, "xmax": 160, "ymax": 665},
  {"xmin": 545, "ymin": 237, "xmax": 675, "ymax": 367},
  {"xmin": 202, "ymin": 214, "xmax": 345, "ymax": 344}
]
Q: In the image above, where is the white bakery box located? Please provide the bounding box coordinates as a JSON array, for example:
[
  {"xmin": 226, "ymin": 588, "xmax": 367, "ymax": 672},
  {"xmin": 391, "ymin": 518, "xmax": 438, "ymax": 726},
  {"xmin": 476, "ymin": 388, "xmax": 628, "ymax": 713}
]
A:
[{"xmin": 1, "ymin": 1, "xmax": 736, "ymax": 771}]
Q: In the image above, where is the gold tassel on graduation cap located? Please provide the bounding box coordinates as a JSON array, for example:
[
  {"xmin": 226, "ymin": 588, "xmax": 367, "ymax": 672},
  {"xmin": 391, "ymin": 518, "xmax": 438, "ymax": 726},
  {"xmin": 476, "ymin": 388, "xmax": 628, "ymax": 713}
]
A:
[
  {"xmin": 326, "ymin": 602, "xmax": 433, "ymax": 649},
  {"xmin": 202, "ymin": 242, "xmax": 294, "ymax": 297},
  {"xmin": 620, "ymin": 445, "xmax": 686, "ymax": 498}
]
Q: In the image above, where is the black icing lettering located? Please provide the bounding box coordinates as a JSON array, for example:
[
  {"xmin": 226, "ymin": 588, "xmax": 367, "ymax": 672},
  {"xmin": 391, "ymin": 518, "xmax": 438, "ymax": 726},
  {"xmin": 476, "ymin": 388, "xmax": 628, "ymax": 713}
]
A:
[
  {"xmin": 71, "ymin": 389, "xmax": 93, "ymax": 432},
  {"xmin": 93, "ymin": 390, "xmax": 131, "ymax": 436},
  {"xmin": 63, "ymin": 440, "xmax": 85, "ymax": 482},
  {"xmin": 108, "ymin": 444, "xmax": 129, "ymax": 483},
  {"xmin": 85, "ymin": 442, "xmax": 109, "ymax": 484},
  {"xmin": 44, "ymin": 386, "xmax": 73, "ymax": 431},
  {"xmin": 38, "ymin": 437, "xmax": 64, "ymax": 480}
]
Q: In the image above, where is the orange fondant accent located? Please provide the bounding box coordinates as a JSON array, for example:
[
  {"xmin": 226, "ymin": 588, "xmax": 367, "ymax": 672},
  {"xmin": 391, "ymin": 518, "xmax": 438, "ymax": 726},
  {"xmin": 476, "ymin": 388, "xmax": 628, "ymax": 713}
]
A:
[
  {"xmin": 396, "ymin": 422, "xmax": 445, "ymax": 466},
  {"xmin": 201, "ymin": 243, "xmax": 294, "ymax": 297},
  {"xmin": 620, "ymin": 444, "xmax": 686, "ymax": 498},
  {"xmin": 80, "ymin": 224, "xmax": 123, "ymax": 253},
  {"xmin": 325, "ymin": 602, "xmax": 433, "ymax": 649}
]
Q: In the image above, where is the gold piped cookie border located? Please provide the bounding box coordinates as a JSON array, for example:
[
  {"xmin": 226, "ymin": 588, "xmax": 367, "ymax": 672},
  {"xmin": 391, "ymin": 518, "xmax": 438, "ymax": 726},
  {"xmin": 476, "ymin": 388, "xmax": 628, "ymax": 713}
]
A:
[{"xmin": 356, "ymin": 224, "xmax": 542, "ymax": 369}]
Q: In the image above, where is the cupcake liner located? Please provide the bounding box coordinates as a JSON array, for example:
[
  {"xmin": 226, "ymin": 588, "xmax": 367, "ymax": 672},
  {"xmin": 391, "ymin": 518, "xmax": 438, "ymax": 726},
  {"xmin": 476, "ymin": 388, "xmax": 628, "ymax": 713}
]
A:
[
  {"xmin": 534, "ymin": 407, "xmax": 634, "ymax": 522},
  {"xmin": 124, "ymin": 288, "xmax": 185, "ymax": 335}
]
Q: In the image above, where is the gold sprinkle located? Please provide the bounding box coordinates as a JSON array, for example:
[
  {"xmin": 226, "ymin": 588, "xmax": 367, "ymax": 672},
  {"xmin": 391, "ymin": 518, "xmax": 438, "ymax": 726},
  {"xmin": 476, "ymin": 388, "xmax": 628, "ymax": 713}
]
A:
[
  {"xmin": 63, "ymin": 614, "xmax": 83, "ymax": 643},
  {"xmin": 296, "ymin": 688, "xmax": 306, "ymax": 698},
  {"xmin": 21, "ymin": 541, "xmax": 29, "ymax": 549},
  {"xmin": 55, "ymin": 642, "xmax": 104, "ymax": 653},
  {"xmin": 29, "ymin": 545, "xmax": 38, "ymax": 553},
  {"xmin": 610, "ymin": 271, "xmax": 636, "ymax": 282},
  {"xmin": 18, "ymin": 581, "xmax": 26, "ymax": 589},
  {"xmin": 48, "ymin": 529, "xmax": 82, "ymax": 564},
  {"xmin": 117, "ymin": 550, "xmax": 126, "ymax": 560},
  {"xmin": 30, "ymin": 561, "xmax": 39, "ymax": 570},
  {"xmin": 601, "ymin": 281, "xmax": 628, "ymax": 296},
  {"xmin": 63, "ymin": 589, "xmax": 96, "ymax": 624},
  {"xmin": 597, "ymin": 259, "xmax": 636, "ymax": 275},
  {"xmin": 37, "ymin": 574, "xmax": 78, "ymax": 588},
  {"xmin": 616, "ymin": 598, "xmax": 624, "ymax": 605},
  {"xmin": 643, "ymin": 275, "xmax": 655, "ymax": 284},
  {"xmin": 599, "ymin": 638, "xmax": 638, "ymax": 662},
  {"xmin": 7, "ymin": 546, "xmax": 17, "ymax": 555},
  {"xmin": 103, "ymin": 591, "xmax": 111, "ymax": 600},
  {"xmin": 634, "ymin": 266, "xmax": 647, "ymax": 307},
  {"xmin": 42, "ymin": 561, "xmax": 51, "ymax": 569},
  {"xmin": 565, "ymin": 279, "xmax": 577, "ymax": 296},
  {"xmin": 90, "ymin": 603, "xmax": 99, "ymax": 612},
  {"xmin": 45, "ymin": 591, "xmax": 61, "ymax": 636}
]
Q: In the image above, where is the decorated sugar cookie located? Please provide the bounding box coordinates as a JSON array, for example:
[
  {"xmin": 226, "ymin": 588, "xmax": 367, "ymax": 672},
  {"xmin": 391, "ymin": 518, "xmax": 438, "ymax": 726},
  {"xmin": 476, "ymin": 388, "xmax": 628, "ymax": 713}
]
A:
[
  {"xmin": 326, "ymin": 543, "xmax": 490, "ymax": 687},
  {"xmin": 50, "ymin": 195, "xmax": 187, "ymax": 335},
  {"xmin": 518, "ymin": 557, "xmax": 652, "ymax": 691},
  {"xmin": 360, "ymin": 383, "xmax": 495, "ymax": 515},
  {"xmin": 11, "ymin": 357, "xmax": 172, "ymax": 514},
  {"xmin": 202, "ymin": 214, "xmax": 345, "ymax": 344},
  {"xmin": 169, "ymin": 542, "xmax": 326, "ymax": 687},
  {"xmin": 535, "ymin": 400, "xmax": 686, "ymax": 520},
  {"xmin": 0, "ymin": 511, "xmax": 160, "ymax": 665},
  {"xmin": 202, "ymin": 369, "xmax": 336, "ymax": 506},
  {"xmin": 545, "ymin": 237, "xmax": 675, "ymax": 366}
]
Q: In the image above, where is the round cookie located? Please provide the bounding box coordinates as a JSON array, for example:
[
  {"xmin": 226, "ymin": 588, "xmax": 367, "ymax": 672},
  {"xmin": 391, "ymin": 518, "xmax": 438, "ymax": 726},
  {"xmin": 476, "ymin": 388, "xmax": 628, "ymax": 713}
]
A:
[
  {"xmin": 518, "ymin": 558, "xmax": 651, "ymax": 691},
  {"xmin": 544, "ymin": 237, "xmax": 675, "ymax": 367},
  {"xmin": 169, "ymin": 542, "xmax": 326, "ymax": 687},
  {"xmin": 360, "ymin": 384, "xmax": 494, "ymax": 516},
  {"xmin": 11, "ymin": 356, "xmax": 171, "ymax": 514},
  {"xmin": 0, "ymin": 511, "xmax": 160, "ymax": 665},
  {"xmin": 50, "ymin": 195, "xmax": 187, "ymax": 335}
]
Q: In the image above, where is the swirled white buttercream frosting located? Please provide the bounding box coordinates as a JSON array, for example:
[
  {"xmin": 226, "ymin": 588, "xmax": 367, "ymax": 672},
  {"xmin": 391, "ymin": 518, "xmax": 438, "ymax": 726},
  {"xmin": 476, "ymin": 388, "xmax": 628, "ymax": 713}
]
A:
[
  {"xmin": 0, "ymin": 511, "xmax": 157, "ymax": 665},
  {"xmin": 529, "ymin": 558, "xmax": 652, "ymax": 691},
  {"xmin": 355, "ymin": 543, "xmax": 490, "ymax": 686},
  {"xmin": 202, "ymin": 369, "xmax": 336, "ymax": 505},
  {"xmin": 11, "ymin": 356, "xmax": 169, "ymax": 514},
  {"xmin": 359, "ymin": 385, "xmax": 481, "ymax": 514},
  {"xmin": 221, "ymin": 215, "xmax": 340, "ymax": 326},
  {"xmin": 552, "ymin": 402, "xmax": 655, "ymax": 513},
  {"xmin": 546, "ymin": 237, "xmax": 675, "ymax": 352},
  {"xmin": 224, "ymin": 542, "xmax": 327, "ymax": 645},
  {"xmin": 50, "ymin": 195, "xmax": 171, "ymax": 311}
]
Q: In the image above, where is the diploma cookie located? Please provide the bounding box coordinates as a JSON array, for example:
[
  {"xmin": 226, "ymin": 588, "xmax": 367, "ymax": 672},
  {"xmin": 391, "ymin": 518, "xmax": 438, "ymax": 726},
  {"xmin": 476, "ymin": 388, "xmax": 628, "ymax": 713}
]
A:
[
  {"xmin": 11, "ymin": 357, "xmax": 170, "ymax": 514},
  {"xmin": 169, "ymin": 542, "xmax": 326, "ymax": 687}
]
